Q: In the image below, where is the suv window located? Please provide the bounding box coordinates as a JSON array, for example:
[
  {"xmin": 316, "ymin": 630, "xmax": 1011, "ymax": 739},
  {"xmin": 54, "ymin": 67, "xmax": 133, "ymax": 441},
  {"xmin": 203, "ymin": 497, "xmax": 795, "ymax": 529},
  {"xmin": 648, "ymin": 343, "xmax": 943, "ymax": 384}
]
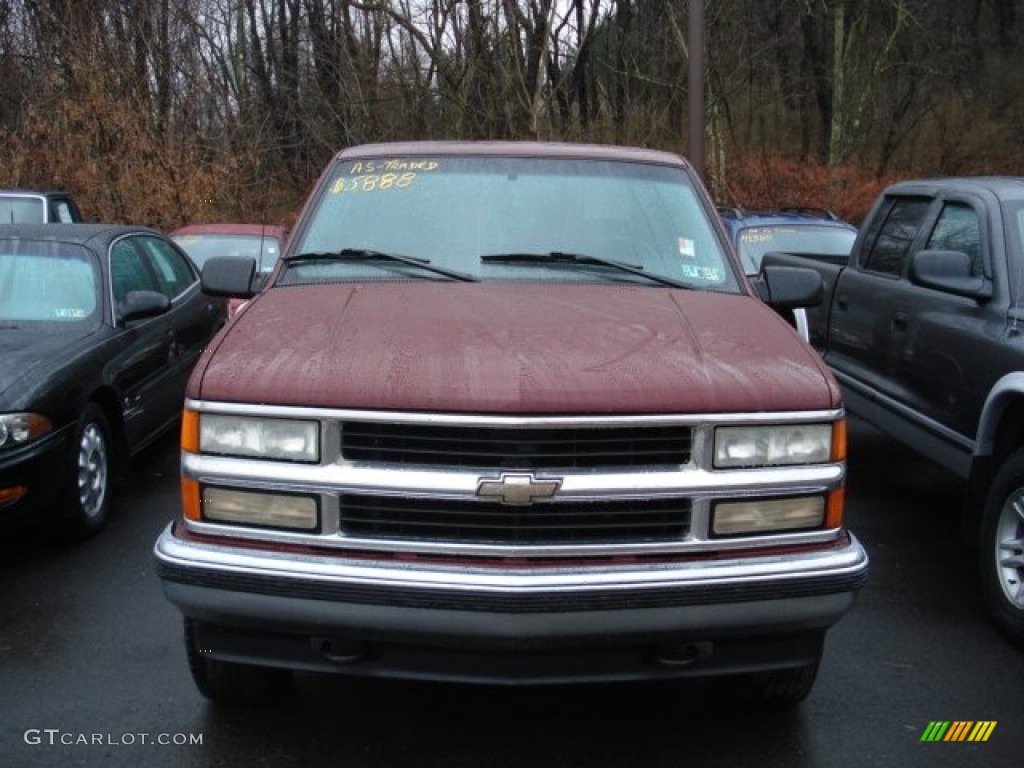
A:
[
  {"xmin": 926, "ymin": 202, "xmax": 984, "ymax": 275},
  {"xmin": 863, "ymin": 197, "xmax": 931, "ymax": 276}
]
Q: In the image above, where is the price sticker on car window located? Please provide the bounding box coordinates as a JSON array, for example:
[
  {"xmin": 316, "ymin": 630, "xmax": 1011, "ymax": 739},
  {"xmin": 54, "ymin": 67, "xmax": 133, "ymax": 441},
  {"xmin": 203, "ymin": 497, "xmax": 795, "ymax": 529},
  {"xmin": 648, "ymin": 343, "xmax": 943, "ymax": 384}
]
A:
[{"xmin": 741, "ymin": 228, "xmax": 775, "ymax": 243}]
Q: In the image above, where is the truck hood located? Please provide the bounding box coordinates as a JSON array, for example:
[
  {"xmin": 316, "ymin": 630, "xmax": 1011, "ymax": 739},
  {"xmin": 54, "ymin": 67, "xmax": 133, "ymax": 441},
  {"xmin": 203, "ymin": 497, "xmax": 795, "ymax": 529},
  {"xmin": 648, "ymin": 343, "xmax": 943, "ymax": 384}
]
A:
[{"xmin": 191, "ymin": 282, "xmax": 840, "ymax": 413}]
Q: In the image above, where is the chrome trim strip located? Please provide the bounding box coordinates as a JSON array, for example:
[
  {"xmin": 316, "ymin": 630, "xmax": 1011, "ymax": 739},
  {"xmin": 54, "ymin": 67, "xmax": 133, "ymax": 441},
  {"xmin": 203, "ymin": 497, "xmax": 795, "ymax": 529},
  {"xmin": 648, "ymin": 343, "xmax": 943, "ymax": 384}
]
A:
[
  {"xmin": 181, "ymin": 516, "xmax": 845, "ymax": 558},
  {"xmin": 156, "ymin": 523, "xmax": 868, "ymax": 593},
  {"xmin": 182, "ymin": 451, "xmax": 843, "ymax": 496},
  {"xmin": 184, "ymin": 398, "xmax": 844, "ymax": 428}
]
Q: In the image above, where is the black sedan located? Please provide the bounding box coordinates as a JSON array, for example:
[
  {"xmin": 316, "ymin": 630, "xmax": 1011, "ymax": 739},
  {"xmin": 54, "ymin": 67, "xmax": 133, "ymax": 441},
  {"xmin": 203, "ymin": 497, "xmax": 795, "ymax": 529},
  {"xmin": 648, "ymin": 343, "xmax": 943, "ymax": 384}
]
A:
[{"xmin": 0, "ymin": 223, "xmax": 226, "ymax": 537}]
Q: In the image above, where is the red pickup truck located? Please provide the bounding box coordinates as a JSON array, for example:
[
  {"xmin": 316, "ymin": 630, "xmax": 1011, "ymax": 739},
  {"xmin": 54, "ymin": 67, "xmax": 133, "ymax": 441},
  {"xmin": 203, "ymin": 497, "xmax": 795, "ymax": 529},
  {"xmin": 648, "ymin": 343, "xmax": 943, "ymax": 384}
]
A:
[{"xmin": 154, "ymin": 141, "xmax": 868, "ymax": 705}]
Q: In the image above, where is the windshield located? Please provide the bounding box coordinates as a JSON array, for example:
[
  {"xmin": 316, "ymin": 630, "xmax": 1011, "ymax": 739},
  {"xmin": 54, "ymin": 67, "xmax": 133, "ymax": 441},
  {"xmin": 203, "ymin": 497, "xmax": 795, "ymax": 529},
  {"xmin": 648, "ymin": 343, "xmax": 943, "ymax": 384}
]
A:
[
  {"xmin": 173, "ymin": 233, "xmax": 282, "ymax": 273},
  {"xmin": 736, "ymin": 224, "xmax": 857, "ymax": 274},
  {"xmin": 284, "ymin": 155, "xmax": 738, "ymax": 292},
  {"xmin": 0, "ymin": 240, "xmax": 101, "ymax": 330}
]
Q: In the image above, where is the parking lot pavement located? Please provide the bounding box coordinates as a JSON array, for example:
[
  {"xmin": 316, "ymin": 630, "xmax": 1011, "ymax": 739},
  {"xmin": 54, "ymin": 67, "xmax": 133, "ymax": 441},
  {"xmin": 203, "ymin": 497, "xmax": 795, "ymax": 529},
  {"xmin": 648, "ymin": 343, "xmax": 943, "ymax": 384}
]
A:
[{"xmin": 1, "ymin": 417, "xmax": 1022, "ymax": 767}]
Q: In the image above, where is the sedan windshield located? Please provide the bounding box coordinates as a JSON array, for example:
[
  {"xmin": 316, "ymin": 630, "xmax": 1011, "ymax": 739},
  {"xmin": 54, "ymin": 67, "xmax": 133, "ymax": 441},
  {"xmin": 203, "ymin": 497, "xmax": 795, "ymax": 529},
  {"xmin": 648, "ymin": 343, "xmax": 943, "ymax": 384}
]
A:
[
  {"xmin": 283, "ymin": 155, "xmax": 738, "ymax": 292},
  {"xmin": 0, "ymin": 240, "xmax": 101, "ymax": 330}
]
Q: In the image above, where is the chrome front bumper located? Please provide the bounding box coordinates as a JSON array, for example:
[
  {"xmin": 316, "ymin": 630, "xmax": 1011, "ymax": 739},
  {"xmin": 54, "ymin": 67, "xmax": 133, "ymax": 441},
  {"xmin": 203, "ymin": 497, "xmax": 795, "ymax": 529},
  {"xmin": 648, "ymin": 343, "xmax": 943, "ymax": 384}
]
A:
[{"xmin": 155, "ymin": 523, "xmax": 867, "ymax": 682}]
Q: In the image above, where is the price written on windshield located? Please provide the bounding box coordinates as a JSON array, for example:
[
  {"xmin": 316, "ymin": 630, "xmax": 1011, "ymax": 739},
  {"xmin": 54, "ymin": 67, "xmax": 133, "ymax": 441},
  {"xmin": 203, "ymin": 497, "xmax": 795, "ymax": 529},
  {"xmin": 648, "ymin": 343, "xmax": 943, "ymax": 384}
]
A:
[
  {"xmin": 330, "ymin": 172, "xmax": 417, "ymax": 194},
  {"xmin": 330, "ymin": 159, "xmax": 440, "ymax": 194}
]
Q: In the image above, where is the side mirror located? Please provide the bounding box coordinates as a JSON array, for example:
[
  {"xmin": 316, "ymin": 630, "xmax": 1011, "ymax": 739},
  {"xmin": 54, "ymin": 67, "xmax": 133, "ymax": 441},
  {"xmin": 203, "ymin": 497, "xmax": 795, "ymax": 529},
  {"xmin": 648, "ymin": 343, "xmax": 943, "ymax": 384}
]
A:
[
  {"xmin": 910, "ymin": 249, "xmax": 993, "ymax": 301},
  {"xmin": 120, "ymin": 290, "xmax": 171, "ymax": 323},
  {"xmin": 201, "ymin": 256, "xmax": 257, "ymax": 298},
  {"xmin": 753, "ymin": 266, "xmax": 824, "ymax": 309}
]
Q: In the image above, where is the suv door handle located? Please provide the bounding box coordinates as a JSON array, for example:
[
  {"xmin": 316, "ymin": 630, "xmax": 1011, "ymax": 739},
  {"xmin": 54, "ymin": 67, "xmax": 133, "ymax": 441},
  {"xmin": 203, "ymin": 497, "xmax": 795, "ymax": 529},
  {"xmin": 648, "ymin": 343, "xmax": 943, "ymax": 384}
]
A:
[{"xmin": 892, "ymin": 311, "xmax": 908, "ymax": 331}]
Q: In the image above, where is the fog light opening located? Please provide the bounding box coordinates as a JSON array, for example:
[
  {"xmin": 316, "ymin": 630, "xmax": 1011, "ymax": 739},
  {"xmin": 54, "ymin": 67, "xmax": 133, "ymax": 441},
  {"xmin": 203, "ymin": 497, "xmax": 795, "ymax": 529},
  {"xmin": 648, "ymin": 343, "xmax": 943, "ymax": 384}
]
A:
[{"xmin": 653, "ymin": 641, "xmax": 713, "ymax": 669}]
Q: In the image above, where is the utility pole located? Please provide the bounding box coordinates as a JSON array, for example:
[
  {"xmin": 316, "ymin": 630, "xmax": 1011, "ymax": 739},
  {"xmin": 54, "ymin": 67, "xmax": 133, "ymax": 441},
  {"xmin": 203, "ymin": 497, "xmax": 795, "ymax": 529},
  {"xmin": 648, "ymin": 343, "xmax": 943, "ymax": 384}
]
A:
[{"xmin": 687, "ymin": 0, "xmax": 705, "ymax": 180}]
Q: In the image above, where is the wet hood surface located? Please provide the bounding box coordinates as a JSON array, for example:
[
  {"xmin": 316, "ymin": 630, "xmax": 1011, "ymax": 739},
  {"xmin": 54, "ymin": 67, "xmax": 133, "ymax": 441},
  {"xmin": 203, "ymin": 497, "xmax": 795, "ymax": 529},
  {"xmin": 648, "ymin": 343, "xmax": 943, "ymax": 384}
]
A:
[
  {"xmin": 0, "ymin": 328, "xmax": 95, "ymax": 402},
  {"xmin": 191, "ymin": 282, "xmax": 839, "ymax": 414}
]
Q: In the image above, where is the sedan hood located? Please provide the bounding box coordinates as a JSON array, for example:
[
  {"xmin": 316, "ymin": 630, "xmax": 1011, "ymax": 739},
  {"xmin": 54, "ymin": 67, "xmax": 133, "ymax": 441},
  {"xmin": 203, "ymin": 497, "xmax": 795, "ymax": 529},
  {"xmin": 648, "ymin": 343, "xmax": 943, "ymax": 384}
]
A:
[
  {"xmin": 0, "ymin": 328, "xmax": 96, "ymax": 401},
  {"xmin": 191, "ymin": 282, "xmax": 839, "ymax": 413}
]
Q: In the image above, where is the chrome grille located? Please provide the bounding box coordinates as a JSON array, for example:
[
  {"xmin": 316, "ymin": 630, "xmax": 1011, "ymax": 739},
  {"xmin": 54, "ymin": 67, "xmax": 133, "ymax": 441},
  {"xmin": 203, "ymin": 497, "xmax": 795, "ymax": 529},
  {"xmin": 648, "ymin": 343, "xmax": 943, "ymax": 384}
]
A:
[
  {"xmin": 339, "ymin": 423, "xmax": 692, "ymax": 468},
  {"xmin": 339, "ymin": 494, "xmax": 692, "ymax": 544}
]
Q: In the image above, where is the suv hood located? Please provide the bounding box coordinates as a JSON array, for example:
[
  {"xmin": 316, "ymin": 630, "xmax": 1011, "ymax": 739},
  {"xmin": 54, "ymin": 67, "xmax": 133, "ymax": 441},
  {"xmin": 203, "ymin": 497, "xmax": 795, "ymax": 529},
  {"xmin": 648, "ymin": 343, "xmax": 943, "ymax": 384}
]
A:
[{"xmin": 191, "ymin": 282, "xmax": 839, "ymax": 413}]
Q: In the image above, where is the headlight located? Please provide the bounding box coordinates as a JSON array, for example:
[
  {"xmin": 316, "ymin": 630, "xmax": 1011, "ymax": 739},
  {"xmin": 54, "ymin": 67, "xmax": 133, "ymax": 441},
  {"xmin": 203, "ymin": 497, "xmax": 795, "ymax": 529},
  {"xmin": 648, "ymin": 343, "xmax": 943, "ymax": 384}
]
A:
[
  {"xmin": 712, "ymin": 496, "xmax": 826, "ymax": 536},
  {"xmin": 713, "ymin": 423, "xmax": 833, "ymax": 468},
  {"xmin": 198, "ymin": 414, "xmax": 319, "ymax": 462},
  {"xmin": 201, "ymin": 486, "xmax": 318, "ymax": 530},
  {"xmin": 0, "ymin": 413, "xmax": 53, "ymax": 449}
]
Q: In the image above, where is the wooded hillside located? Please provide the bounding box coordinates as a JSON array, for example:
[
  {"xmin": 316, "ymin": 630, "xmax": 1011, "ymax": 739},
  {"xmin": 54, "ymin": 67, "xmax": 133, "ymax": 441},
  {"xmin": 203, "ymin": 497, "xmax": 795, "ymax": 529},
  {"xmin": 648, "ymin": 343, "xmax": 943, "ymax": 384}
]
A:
[{"xmin": 2, "ymin": 1, "xmax": 1020, "ymax": 228}]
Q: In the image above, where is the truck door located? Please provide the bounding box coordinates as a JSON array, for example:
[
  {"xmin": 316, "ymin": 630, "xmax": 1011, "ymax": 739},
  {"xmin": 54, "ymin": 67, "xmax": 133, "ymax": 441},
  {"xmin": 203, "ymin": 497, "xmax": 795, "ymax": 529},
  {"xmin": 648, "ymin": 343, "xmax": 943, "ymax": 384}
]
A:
[
  {"xmin": 825, "ymin": 195, "xmax": 932, "ymax": 401},
  {"xmin": 896, "ymin": 197, "xmax": 996, "ymax": 443}
]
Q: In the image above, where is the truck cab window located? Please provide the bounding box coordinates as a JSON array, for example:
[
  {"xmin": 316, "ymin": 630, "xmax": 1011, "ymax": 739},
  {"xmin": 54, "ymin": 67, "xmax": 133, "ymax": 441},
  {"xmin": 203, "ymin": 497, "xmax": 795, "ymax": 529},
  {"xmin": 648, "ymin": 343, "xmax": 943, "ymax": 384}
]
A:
[
  {"xmin": 863, "ymin": 198, "xmax": 931, "ymax": 277},
  {"xmin": 926, "ymin": 202, "xmax": 983, "ymax": 276}
]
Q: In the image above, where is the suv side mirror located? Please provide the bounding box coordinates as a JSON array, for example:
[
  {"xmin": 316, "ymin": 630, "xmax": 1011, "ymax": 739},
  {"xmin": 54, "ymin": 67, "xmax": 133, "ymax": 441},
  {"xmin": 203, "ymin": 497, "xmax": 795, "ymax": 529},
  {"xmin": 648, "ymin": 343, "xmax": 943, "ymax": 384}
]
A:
[
  {"xmin": 910, "ymin": 249, "xmax": 993, "ymax": 301},
  {"xmin": 753, "ymin": 266, "xmax": 824, "ymax": 309},
  {"xmin": 201, "ymin": 257, "xmax": 258, "ymax": 298}
]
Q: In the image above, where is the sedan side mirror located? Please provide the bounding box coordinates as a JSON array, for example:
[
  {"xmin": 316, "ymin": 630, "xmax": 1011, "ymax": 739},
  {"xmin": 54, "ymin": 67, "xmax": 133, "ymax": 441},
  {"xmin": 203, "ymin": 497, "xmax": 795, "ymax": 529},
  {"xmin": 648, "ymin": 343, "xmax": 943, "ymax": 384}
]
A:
[{"xmin": 120, "ymin": 290, "xmax": 171, "ymax": 323}]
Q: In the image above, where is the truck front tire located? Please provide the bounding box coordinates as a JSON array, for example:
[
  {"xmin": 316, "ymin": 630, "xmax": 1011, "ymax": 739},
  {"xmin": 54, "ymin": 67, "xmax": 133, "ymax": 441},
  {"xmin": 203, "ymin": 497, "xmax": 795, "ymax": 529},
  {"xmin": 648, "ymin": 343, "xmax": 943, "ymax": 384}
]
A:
[
  {"xmin": 728, "ymin": 661, "xmax": 820, "ymax": 707},
  {"xmin": 979, "ymin": 448, "xmax": 1024, "ymax": 646},
  {"xmin": 185, "ymin": 619, "xmax": 292, "ymax": 705}
]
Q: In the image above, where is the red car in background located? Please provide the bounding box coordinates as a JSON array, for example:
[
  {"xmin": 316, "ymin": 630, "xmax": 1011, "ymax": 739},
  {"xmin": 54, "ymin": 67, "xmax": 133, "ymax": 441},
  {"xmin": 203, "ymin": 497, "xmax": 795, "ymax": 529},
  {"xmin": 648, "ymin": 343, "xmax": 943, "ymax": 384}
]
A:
[{"xmin": 170, "ymin": 223, "xmax": 288, "ymax": 314}]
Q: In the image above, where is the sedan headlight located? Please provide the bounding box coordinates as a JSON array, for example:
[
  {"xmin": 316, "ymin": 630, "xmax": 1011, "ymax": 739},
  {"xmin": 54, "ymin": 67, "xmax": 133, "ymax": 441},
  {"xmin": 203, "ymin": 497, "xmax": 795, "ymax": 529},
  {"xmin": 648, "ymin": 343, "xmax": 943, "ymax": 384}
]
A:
[
  {"xmin": 0, "ymin": 413, "xmax": 53, "ymax": 449},
  {"xmin": 198, "ymin": 413, "xmax": 319, "ymax": 462},
  {"xmin": 713, "ymin": 423, "xmax": 834, "ymax": 468}
]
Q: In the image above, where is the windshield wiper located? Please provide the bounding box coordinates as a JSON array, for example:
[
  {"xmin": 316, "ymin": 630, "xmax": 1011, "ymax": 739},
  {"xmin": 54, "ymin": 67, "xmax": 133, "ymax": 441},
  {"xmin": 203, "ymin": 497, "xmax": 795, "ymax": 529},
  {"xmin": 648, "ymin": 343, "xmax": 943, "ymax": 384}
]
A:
[
  {"xmin": 288, "ymin": 248, "xmax": 478, "ymax": 282},
  {"xmin": 481, "ymin": 251, "xmax": 692, "ymax": 289}
]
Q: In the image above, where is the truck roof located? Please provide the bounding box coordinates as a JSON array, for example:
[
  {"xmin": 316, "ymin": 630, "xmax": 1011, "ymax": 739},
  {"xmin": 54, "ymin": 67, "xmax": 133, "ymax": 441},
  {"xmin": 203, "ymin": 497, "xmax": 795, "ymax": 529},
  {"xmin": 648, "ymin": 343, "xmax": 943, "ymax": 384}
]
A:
[{"xmin": 885, "ymin": 176, "xmax": 1024, "ymax": 200}]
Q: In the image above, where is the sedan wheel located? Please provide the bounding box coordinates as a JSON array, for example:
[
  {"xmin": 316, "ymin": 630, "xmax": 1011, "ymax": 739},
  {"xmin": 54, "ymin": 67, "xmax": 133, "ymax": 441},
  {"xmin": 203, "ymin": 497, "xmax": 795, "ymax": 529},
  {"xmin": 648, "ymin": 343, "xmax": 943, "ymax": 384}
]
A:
[
  {"xmin": 58, "ymin": 404, "xmax": 113, "ymax": 538},
  {"xmin": 78, "ymin": 421, "xmax": 109, "ymax": 520}
]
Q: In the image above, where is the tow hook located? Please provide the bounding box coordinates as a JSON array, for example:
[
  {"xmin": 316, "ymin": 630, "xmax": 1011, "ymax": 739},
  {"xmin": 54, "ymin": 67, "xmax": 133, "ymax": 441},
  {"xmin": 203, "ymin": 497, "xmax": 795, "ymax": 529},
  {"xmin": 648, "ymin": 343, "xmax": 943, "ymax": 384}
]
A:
[{"xmin": 314, "ymin": 637, "xmax": 365, "ymax": 665}]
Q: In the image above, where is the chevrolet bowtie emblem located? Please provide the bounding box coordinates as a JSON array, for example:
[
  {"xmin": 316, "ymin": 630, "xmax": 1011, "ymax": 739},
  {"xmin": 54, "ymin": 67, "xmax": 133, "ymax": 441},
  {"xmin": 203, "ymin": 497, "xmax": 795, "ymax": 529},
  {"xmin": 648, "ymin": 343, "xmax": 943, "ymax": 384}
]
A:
[{"xmin": 476, "ymin": 473, "xmax": 562, "ymax": 505}]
